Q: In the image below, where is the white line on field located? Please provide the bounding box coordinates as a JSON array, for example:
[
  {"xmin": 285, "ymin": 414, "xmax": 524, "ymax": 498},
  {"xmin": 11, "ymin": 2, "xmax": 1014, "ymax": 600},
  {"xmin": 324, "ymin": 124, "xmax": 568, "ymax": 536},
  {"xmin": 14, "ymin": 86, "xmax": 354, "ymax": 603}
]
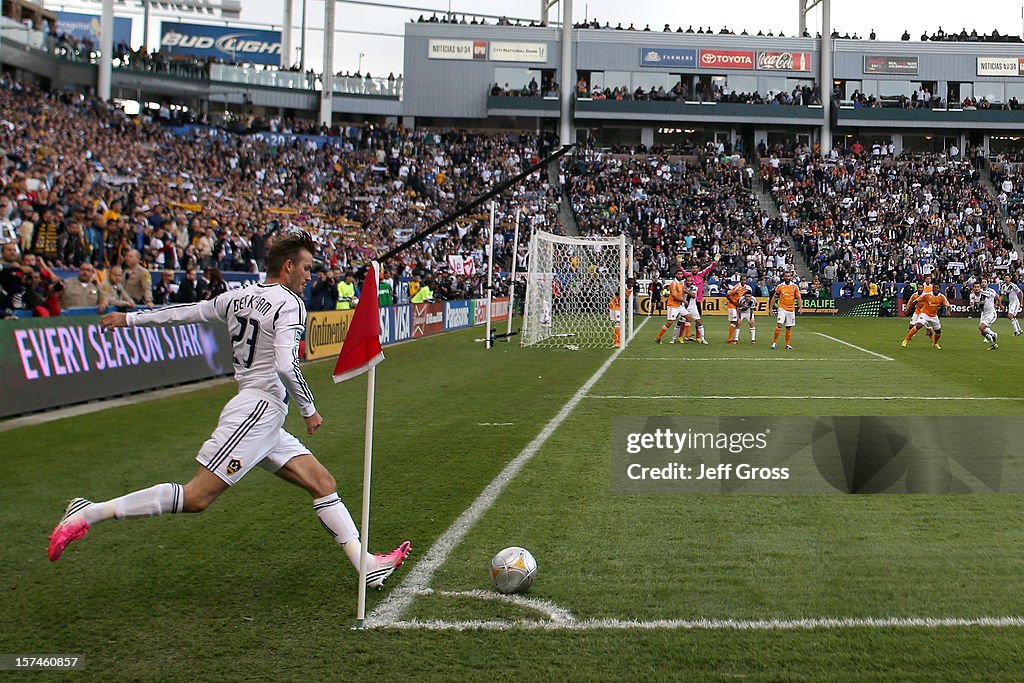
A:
[
  {"xmin": 422, "ymin": 589, "xmax": 577, "ymax": 624},
  {"xmin": 621, "ymin": 357, "xmax": 888, "ymax": 362},
  {"xmin": 381, "ymin": 615, "xmax": 1024, "ymax": 632},
  {"xmin": 588, "ymin": 395, "xmax": 1024, "ymax": 401},
  {"xmin": 367, "ymin": 319, "xmax": 652, "ymax": 626},
  {"xmin": 814, "ymin": 332, "xmax": 895, "ymax": 361},
  {"xmin": 477, "ymin": 422, "xmax": 514, "ymax": 426}
]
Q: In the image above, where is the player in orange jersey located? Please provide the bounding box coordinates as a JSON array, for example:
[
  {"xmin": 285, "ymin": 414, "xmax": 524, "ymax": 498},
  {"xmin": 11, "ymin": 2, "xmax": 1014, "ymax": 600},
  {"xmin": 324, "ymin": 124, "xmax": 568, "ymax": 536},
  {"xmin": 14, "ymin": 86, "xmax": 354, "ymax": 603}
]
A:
[
  {"xmin": 655, "ymin": 270, "xmax": 695, "ymax": 344},
  {"xmin": 902, "ymin": 287, "xmax": 951, "ymax": 349},
  {"xmin": 769, "ymin": 272, "xmax": 802, "ymax": 350},
  {"xmin": 609, "ymin": 278, "xmax": 634, "ymax": 347},
  {"xmin": 901, "ymin": 285, "xmax": 933, "ymax": 345}
]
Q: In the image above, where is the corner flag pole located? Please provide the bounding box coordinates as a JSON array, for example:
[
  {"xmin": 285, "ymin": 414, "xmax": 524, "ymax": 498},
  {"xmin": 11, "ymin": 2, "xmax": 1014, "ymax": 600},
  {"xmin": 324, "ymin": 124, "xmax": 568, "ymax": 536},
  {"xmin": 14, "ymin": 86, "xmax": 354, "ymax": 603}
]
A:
[
  {"xmin": 355, "ymin": 362, "xmax": 375, "ymax": 627},
  {"xmin": 332, "ymin": 260, "xmax": 385, "ymax": 629},
  {"xmin": 505, "ymin": 208, "xmax": 521, "ymax": 342}
]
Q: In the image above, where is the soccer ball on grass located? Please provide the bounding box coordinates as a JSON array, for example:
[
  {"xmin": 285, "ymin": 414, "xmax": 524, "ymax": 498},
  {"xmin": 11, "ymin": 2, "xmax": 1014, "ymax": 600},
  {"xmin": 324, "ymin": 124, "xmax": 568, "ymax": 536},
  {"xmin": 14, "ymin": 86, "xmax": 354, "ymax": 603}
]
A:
[{"xmin": 489, "ymin": 546, "xmax": 537, "ymax": 594}]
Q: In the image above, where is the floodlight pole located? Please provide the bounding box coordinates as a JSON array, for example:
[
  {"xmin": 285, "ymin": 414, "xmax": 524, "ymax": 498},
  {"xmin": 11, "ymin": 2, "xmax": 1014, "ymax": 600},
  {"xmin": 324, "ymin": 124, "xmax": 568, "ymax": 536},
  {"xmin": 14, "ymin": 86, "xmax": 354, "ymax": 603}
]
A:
[
  {"xmin": 319, "ymin": 0, "xmax": 336, "ymax": 126},
  {"xmin": 98, "ymin": 0, "xmax": 113, "ymax": 101},
  {"xmin": 820, "ymin": 0, "xmax": 832, "ymax": 155},
  {"xmin": 558, "ymin": 0, "xmax": 574, "ymax": 145},
  {"xmin": 282, "ymin": 0, "xmax": 293, "ymax": 69},
  {"xmin": 142, "ymin": 0, "xmax": 151, "ymax": 52}
]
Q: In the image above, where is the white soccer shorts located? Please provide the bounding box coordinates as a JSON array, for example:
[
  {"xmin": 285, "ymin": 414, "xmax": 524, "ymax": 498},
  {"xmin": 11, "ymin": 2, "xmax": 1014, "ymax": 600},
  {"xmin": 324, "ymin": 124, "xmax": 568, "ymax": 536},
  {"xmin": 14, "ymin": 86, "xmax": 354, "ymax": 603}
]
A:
[
  {"xmin": 776, "ymin": 309, "xmax": 796, "ymax": 327},
  {"xmin": 197, "ymin": 389, "xmax": 311, "ymax": 485},
  {"xmin": 728, "ymin": 308, "xmax": 739, "ymax": 323},
  {"xmin": 686, "ymin": 299, "xmax": 701, "ymax": 320},
  {"xmin": 980, "ymin": 311, "xmax": 997, "ymax": 327},
  {"xmin": 910, "ymin": 312, "xmax": 922, "ymax": 326},
  {"xmin": 919, "ymin": 314, "xmax": 941, "ymax": 331},
  {"xmin": 610, "ymin": 309, "xmax": 621, "ymax": 323},
  {"xmin": 1009, "ymin": 301, "xmax": 1020, "ymax": 317},
  {"xmin": 666, "ymin": 305, "xmax": 685, "ymax": 321},
  {"xmin": 739, "ymin": 308, "xmax": 754, "ymax": 323}
]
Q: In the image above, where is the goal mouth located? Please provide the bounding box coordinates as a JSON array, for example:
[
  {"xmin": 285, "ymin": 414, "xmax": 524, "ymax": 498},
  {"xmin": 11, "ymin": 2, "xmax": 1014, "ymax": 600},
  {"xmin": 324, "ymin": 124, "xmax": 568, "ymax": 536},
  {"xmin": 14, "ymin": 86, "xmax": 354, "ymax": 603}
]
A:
[{"xmin": 521, "ymin": 232, "xmax": 633, "ymax": 349}]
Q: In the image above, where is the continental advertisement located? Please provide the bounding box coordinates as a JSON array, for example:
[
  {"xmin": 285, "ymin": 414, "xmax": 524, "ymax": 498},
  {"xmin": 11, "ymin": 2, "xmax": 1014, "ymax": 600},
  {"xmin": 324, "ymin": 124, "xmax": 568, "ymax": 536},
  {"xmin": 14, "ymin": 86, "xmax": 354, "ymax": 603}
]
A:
[
  {"xmin": 304, "ymin": 309, "xmax": 355, "ymax": 361},
  {"xmin": 306, "ymin": 297, "xmax": 506, "ymax": 359},
  {"xmin": 0, "ymin": 315, "xmax": 233, "ymax": 418}
]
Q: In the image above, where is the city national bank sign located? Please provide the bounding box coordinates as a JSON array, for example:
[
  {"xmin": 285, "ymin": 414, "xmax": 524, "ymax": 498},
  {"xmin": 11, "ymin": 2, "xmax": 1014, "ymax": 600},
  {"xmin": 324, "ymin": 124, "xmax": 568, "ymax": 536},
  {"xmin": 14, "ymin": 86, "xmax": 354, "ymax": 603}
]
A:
[
  {"xmin": 160, "ymin": 22, "xmax": 282, "ymax": 65},
  {"xmin": 428, "ymin": 40, "xmax": 548, "ymax": 63}
]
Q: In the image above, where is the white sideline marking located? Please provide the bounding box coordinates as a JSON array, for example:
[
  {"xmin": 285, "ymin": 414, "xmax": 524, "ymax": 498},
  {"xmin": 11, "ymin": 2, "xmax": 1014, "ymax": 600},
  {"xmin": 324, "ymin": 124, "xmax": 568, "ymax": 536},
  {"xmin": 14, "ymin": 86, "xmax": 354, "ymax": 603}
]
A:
[
  {"xmin": 588, "ymin": 395, "xmax": 1024, "ymax": 401},
  {"xmin": 814, "ymin": 332, "xmax": 895, "ymax": 361},
  {"xmin": 368, "ymin": 319, "xmax": 651, "ymax": 626},
  {"xmin": 382, "ymin": 615, "xmax": 1024, "ymax": 632},
  {"xmin": 477, "ymin": 422, "xmax": 514, "ymax": 426},
  {"xmin": 622, "ymin": 357, "xmax": 888, "ymax": 362}
]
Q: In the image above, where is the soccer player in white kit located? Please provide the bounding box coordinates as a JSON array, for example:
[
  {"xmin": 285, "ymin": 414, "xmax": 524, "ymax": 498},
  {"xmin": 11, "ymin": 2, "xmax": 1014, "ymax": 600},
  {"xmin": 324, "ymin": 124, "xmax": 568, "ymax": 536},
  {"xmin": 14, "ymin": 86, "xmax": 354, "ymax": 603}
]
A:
[
  {"xmin": 47, "ymin": 232, "xmax": 411, "ymax": 589},
  {"xmin": 970, "ymin": 278, "xmax": 1000, "ymax": 350},
  {"xmin": 1001, "ymin": 274, "xmax": 1022, "ymax": 336}
]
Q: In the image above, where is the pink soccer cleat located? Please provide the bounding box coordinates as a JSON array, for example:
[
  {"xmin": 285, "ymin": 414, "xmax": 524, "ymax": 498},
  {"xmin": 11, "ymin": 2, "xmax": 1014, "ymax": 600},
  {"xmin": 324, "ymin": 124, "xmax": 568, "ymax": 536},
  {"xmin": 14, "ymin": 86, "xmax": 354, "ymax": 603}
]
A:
[
  {"xmin": 365, "ymin": 541, "xmax": 411, "ymax": 589},
  {"xmin": 48, "ymin": 498, "xmax": 92, "ymax": 562}
]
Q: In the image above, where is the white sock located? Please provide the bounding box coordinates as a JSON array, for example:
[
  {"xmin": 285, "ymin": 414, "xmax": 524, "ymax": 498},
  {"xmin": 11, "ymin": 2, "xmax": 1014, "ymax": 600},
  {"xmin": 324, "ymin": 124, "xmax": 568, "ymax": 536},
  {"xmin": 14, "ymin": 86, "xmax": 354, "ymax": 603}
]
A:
[
  {"xmin": 990, "ymin": 329, "xmax": 998, "ymax": 342},
  {"xmin": 750, "ymin": 328, "xmax": 756, "ymax": 342},
  {"xmin": 1013, "ymin": 319, "xmax": 1021, "ymax": 334},
  {"xmin": 313, "ymin": 493, "xmax": 367, "ymax": 570},
  {"xmin": 87, "ymin": 483, "xmax": 183, "ymax": 523}
]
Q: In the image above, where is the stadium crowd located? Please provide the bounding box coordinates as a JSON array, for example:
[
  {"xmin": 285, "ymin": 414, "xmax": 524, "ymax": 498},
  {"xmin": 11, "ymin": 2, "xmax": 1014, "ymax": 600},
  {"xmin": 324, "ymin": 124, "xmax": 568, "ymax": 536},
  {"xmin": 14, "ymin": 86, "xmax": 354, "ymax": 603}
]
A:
[
  {"xmin": 0, "ymin": 76, "xmax": 562, "ymax": 316},
  {"xmin": 766, "ymin": 150, "xmax": 1022, "ymax": 292},
  {"xmin": 568, "ymin": 146, "xmax": 791, "ymax": 294},
  {"xmin": 3, "ymin": 67, "xmax": 1024, "ymax": 319}
]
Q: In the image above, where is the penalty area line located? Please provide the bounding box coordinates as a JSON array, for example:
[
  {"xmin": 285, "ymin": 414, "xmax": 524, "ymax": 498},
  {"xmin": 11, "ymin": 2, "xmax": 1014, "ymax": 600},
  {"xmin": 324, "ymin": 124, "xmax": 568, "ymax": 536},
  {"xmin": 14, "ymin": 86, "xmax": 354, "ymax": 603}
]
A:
[
  {"xmin": 814, "ymin": 332, "xmax": 895, "ymax": 361},
  {"xmin": 367, "ymin": 318, "xmax": 651, "ymax": 627},
  {"xmin": 620, "ymin": 357, "xmax": 889, "ymax": 362},
  {"xmin": 587, "ymin": 395, "xmax": 1024, "ymax": 401},
  {"xmin": 382, "ymin": 615, "xmax": 1024, "ymax": 632}
]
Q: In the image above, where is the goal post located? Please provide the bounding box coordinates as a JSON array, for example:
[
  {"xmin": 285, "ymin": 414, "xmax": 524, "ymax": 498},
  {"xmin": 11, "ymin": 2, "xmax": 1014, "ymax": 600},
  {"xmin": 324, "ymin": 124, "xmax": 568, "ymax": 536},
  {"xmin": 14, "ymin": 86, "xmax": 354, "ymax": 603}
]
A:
[{"xmin": 521, "ymin": 231, "xmax": 632, "ymax": 348}]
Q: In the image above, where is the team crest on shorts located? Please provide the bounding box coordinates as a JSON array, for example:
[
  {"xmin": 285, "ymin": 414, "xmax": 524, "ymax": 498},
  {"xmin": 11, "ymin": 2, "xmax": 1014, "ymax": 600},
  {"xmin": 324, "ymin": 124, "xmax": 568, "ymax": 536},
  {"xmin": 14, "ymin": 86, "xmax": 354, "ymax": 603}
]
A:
[{"xmin": 227, "ymin": 458, "xmax": 242, "ymax": 475}]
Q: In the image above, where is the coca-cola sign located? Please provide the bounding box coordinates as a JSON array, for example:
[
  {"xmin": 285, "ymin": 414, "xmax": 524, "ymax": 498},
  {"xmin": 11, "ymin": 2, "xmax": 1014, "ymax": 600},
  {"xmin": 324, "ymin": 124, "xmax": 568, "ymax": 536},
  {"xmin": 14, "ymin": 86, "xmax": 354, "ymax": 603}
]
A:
[
  {"xmin": 757, "ymin": 51, "xmax": 812, "ymax": 72},
  {"xmin": 699, "ymin": 49, "xmax": 755, "ymax": 70}
]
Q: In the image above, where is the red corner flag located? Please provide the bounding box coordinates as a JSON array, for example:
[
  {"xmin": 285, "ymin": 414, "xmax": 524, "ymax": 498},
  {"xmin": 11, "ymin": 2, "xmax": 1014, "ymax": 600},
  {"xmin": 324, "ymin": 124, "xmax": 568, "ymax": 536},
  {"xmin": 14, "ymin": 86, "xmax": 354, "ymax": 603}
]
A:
[{"xmin": 333, "ymin": 261, "xmax": 385, "ymax": 383}]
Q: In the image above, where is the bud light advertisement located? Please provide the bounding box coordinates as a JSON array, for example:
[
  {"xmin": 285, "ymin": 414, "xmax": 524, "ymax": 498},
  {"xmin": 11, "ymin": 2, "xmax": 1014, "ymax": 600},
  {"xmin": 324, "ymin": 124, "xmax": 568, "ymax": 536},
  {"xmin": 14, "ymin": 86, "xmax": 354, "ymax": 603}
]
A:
[{"xmin": 160, "ymin": 22, "xmax": 282, "ymax": 65}]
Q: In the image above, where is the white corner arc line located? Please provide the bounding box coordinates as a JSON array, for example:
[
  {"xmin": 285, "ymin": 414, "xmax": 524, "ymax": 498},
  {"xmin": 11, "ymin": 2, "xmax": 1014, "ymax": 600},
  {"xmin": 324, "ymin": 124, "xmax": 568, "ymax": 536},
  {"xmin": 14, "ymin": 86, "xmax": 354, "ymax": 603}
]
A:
[
  {"xmin": 367, "ymin": 319, "xmax": 651, "ymax": 626},
  {"xmin": 423, "ymin": 589, "xmax": 577, "ymax": 624},
  {"xmin": 814, "ymin": 332, "xmax": 895, "ymax": 361},
  {"xmin": 381, "ymin": 615, "xmax": 1024, "ymax": 632}
]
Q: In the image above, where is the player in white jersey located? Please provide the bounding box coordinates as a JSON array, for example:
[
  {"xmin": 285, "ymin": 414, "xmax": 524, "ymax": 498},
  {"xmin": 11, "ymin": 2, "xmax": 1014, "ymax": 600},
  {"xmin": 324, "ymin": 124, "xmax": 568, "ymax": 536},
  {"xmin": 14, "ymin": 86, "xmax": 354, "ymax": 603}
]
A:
[
  {"xmin": 1001, "ymin": 275, "xmax": 1022, "ymax": 336},
  {"xmin": 970, "ymin": 278, "xmax": 1000, "ymax": 350},
  {"xmin": 48, "ymin": 232, "xmax": 410, "ymax": 589}
]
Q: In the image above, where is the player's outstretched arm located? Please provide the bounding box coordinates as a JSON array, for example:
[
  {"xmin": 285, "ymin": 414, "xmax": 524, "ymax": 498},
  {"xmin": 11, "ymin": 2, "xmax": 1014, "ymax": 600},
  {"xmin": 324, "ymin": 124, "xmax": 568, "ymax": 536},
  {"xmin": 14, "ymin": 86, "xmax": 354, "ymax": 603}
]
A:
[
  {"xmin": 122, "ymin": 298, "xmax": 226, "ymax": 328},
  {"xmin": 101, "ymin": 312, "xmax": 128, "ymax": 331}
]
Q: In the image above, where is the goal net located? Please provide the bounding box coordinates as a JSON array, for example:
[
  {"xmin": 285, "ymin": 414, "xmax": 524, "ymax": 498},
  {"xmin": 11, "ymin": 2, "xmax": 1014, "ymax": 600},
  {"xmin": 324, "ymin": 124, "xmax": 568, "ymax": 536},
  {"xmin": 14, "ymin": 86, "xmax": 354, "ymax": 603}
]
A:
[{"xmin": 521, "ymin": 231, "xmax": 632, "ymax": 348}]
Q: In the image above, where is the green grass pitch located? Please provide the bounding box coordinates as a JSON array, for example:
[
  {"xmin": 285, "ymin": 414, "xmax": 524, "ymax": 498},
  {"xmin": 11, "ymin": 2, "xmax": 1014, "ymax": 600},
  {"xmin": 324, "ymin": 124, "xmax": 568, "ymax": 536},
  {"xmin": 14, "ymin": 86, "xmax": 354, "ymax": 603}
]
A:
[{"xmin": 3, "ymin": 315, "xmax": 1024, "ymax": 681}]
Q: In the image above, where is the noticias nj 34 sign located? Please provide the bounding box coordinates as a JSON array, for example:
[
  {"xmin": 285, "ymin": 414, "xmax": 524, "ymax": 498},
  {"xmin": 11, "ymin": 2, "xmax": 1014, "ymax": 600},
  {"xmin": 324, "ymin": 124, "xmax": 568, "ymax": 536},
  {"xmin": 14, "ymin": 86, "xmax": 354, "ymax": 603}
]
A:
[{"xmin": 160, "ymin": 22, "xmax": 281, "ymax": 65}]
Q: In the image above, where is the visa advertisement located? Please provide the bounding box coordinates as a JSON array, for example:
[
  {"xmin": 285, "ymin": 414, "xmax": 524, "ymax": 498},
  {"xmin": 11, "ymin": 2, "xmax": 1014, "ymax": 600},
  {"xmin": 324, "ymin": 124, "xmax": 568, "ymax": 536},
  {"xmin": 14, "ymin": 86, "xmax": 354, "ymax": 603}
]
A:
[{"xmin": 160, "ymin": 22, "xmax": 282, "ymax": 65}]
